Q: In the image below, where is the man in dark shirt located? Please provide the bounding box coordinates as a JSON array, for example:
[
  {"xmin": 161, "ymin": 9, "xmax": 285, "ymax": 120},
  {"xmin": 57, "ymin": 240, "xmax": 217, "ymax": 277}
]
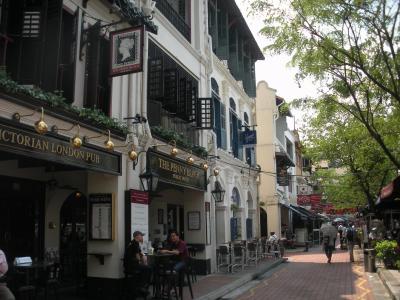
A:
[
  {"xmin": 160, "ymin": 230, "xmax": 188, "ymax": 272},
  {"xmin": 124, "ymin": 231, "xmax": 151, "ymax": 294}
]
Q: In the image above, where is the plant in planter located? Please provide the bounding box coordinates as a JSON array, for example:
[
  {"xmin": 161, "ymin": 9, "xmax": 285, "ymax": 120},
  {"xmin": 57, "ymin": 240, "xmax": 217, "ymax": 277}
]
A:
[
  {"xmin": 231, "ymin": 203, "xmax": 239, "ymax": 212},
  {"xmin": 259, "ymin": 201, "xmax": 265, "ymax": 206},
  {"xmin": 375, "ymin": 240, "xmax": 400, "ymax": 269}
]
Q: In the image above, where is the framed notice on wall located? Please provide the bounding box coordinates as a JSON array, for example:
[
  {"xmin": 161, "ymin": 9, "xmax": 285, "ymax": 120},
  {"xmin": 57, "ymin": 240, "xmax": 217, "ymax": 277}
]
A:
[
  {"xmin": 187, "ymin": 211, "xmax": 201, "ymax": 231},
  {"xmin": 89, "ymin": 193, "xmax": 115, "ymax": 240}
]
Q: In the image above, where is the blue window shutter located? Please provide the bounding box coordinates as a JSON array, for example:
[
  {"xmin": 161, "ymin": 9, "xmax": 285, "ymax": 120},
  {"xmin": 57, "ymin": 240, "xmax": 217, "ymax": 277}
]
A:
[
  {"xmin": 238, "ymin": 119, "xmax": 243, "ymax": 160},
  {"xmin": 230, "ymin": 217, "xmax": 238, "ymax": 241},
  {"xmin": 246, "ymin": 218, "xmax": 253, "ymax": 239},
  {"xmin": 213, "ymin": 97, "xmax": 221, "ymax": 148},
  {"xmin": 220, "ymin": 103, "xmax": 227, "ymax": 149}
]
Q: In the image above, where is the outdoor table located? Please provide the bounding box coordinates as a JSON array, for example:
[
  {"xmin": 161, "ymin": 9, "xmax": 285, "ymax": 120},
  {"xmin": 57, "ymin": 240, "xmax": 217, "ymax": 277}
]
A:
[
  {"xmin": 147, "ymin": 252, "xmax": 175, "ymax": 299},
  {"xmin": 14, "ymin": 261, "xmax": 54, "ymax": 285}
]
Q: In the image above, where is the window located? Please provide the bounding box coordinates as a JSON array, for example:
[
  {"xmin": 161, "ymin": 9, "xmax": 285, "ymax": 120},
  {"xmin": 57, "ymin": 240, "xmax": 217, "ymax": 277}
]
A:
[
  {"xmin": 147, "ymin": 40, "xmax": 198, "ymax": 123},
  {"xmin": 244, "ymin": 112, "xmax": 249, "ymax": 125},
  {"xmin": 84, "ymin": 23, "xmax": 111, "ymax": 114},
  {"xmin": 286, "ymin": 138, "xmax": 294, "ymax": 161},
  {"xmin": 4, "ymin": 0, "xmax": 77, "ymax": 102},
  {"xmin": 229, "ymin": 98, "xmax": 242, "ymax": 159},
  {"xmin": 212, "ymin": 78, "xmax": 226, "ymax": 149}
]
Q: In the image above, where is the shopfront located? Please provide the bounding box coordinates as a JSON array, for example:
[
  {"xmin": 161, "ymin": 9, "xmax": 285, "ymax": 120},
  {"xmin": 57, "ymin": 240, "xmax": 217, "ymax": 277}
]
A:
[
  {"xmin": 0, "ymin": 111, "xmax": 122, "ymax": 294},
  {"xmin": 143, "ymin": 149, "xmax": 210, "ymax": 274}
]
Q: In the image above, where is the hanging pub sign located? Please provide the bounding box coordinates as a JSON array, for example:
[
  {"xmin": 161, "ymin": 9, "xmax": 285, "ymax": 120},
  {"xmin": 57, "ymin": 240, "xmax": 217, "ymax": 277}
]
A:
[
  {"xmin": 242, "ymin": 130, "xmax": 257, "ymax": 145},
  {"xmin": 110, "ymin": 26, "xmax": 143, "ymax": 77}
]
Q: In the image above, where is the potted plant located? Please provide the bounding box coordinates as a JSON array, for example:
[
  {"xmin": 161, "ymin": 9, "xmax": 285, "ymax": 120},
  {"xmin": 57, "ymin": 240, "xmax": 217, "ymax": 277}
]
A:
[
  {"xmin": 231, "ymin": 203, "xmax": 239, "ymax": 212},
  {"xmin": 375, "ymin": 240, "xmax": 399, "ymax": 269}
]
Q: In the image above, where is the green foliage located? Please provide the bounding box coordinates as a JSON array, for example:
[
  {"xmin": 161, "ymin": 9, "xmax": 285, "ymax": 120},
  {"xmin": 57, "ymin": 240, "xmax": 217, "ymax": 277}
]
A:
[
  {"xmin": 0, "ymin": 73, "xmax": 127, "ymax": 135},
  {"xmin": 249, "ymin": 0, "xmax": 400, "ymax": 168},
  {"xmin": 375, "ymin": 240, "xmax": 400, "ymax": 269},
  {"xmin": 301, "ymin": 99, "xmax": 396, "ymax": 207},
  {"xmin": 151, "ymin": 126, "xmax": 208, "ymax": 158},
  {"xmin": 231, "ymin": 203, "xmax": 240, "ymax": 212},
  {"xmin": 278, "ymin": 102, "xmax": 292, "ymax": 117}
]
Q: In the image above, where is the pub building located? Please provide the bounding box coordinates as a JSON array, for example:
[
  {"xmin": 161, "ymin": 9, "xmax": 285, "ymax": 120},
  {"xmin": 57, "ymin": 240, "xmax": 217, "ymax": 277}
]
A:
[{"xmin": 0, "ymin": 0, "xmax": 264, "ymax": 298}]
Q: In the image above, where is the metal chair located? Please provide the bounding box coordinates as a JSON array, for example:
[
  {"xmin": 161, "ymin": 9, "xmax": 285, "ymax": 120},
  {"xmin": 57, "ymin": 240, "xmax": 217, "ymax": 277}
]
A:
[
  {"xmin": 217, "ymin": 245, "xmax": 231, "ymax": 272},
  {"xmin": 231, "ymin": 245, "xmax": 245, "ymax": 272},
  {"xmin": 246, "ymin": 242, "xmax": 260, "ymax": 267}
]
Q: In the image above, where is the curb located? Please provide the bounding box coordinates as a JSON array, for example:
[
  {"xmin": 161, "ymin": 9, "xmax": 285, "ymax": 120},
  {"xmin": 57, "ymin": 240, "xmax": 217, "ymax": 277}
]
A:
[
  {"xmin": 378, "ymin": 268, "xmax": 400, "ymax": 300},
  {"xmin": 195, "ymin": 258, "xmax": 284, "ymax": 300}
]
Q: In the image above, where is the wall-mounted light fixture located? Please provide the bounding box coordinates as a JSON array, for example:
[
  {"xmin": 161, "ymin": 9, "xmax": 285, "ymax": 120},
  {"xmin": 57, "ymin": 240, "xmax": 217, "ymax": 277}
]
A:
[
  {"xmin": 211, "ymin": 181, "xmax": 225, "ymax": 203},
  {"xmin": 13, "ymin": 107, "xmax": 48, "ymax": 135},
  {"xmin": 84, "ymin": 130, "xmax": 116, "ymax": 151},
  {"xmin": 139, "ymin": 169, "xmax": 159, "ymax": 193},
  {"xmin": 52, "ymin": 124, "xmax": 82, "ymax": 148}
]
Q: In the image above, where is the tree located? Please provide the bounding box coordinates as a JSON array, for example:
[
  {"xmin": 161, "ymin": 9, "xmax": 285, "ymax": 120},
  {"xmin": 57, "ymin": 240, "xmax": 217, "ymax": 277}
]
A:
[
  {"xmin": 300, "ymin": 98, "xmax": 396, "ymax": 207},
  {"xmin": 249, "ymin": 0, "xmax": 400, "ymax": 168}
]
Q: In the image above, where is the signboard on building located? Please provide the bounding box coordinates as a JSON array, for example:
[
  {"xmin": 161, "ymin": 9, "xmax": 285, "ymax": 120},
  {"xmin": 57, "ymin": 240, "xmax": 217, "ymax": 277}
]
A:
[
  {"xmin": 0, "ymin": 118, "xmax": 121, "ymax": 175},
  {"xmin": 110, "ymin": 26, "xmax": 143, "ymax": 77},
  {"xmin": 297, "ymin": 195, "xmax": 311, "ymax": 206},
  {"xmin": 242, "ymin": 130, "xmax": 257, "ymax": 145},
  {"xmin": 147, "ymin": 149, "xmax": 207, "ymax": 191},
  {"xmin": 125, "ymin": 190, "xmax": 149, "ymax": 245}
]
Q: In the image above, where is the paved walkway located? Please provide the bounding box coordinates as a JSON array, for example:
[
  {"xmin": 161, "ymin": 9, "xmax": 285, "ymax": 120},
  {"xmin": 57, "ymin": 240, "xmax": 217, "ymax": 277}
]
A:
[{"xmin": 235, "ymin": 248, "xmax": 374, "ymax": 300}]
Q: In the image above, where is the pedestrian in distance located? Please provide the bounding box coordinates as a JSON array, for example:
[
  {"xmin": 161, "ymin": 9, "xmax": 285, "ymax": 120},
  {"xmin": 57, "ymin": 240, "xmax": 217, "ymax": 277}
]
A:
[
  {"xmin": 321, "ymin": 222, "xmax": 338, "ymax": 264},
  {"xmin": 346, "ymin": 223, "xmax": 355, "ymax": 263},
  {"xmin": 0, "ymin": 249, "xmax": 15, "ymax": 300}
]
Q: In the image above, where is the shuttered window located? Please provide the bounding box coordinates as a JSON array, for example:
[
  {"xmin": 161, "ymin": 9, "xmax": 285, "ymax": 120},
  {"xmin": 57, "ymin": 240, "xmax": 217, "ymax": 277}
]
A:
[{"xmin": 147, "ymin": 40, "xmax": 199, "ymax": 123}]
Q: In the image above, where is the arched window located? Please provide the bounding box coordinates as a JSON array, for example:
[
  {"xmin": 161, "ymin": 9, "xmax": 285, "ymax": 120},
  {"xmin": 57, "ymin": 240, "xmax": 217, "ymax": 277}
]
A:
[
  {"xmin": 229, "ymin": 97, "xmax": 236, "ymax": 112},
  {"xmin": 244, "ymin": 112, "xmax": 249, "ymax": 125},
  {"xmin": 211, "ymin": 78, "xmax": 219, "ymax": 95},
  {"xmin": 231, "ymin": 187, "xmax": 240, "ymax": 206}
]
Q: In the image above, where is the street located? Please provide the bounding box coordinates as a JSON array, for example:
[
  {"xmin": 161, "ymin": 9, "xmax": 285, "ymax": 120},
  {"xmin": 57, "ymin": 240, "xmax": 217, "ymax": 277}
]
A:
[{"xmin": 234, "ymin": 248, "xmax": 374, "ymax": 300}]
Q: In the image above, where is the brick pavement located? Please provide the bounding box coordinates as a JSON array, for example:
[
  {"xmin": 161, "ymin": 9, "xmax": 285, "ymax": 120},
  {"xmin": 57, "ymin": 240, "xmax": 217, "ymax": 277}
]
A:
[{"xmin": 235, "ymin": 248, "xmax": 374, "ymax": 300}]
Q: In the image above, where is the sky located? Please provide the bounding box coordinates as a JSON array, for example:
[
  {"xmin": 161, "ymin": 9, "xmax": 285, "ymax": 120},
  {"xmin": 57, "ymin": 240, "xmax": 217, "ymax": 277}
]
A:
[{"xmin": 237, "ymin": 1, "xmax": 318, "ymax": 129}]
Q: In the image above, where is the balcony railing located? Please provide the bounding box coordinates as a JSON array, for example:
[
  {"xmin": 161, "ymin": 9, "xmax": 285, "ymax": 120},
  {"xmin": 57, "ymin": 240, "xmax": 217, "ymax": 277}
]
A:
[
  {"xmin": 156, "ymin": 1, "xmax": 191, "ymax": 42},
  {"xmin": 148, "ymin": 100, "xmax": 197, "ymax": 147}
]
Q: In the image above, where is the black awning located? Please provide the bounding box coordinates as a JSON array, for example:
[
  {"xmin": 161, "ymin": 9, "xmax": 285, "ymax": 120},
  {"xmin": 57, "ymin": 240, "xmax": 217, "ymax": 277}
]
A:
[
  {"xmin": 276, "ymin": 151, "xmax": 295, "ymax": 167},
  {"xmin": 281, "ymin": 203, "xmax": 308, "ymax": 220},
  {"xmin": 294, "ymin": 205, "xmax": 317, "ymax": 220}
]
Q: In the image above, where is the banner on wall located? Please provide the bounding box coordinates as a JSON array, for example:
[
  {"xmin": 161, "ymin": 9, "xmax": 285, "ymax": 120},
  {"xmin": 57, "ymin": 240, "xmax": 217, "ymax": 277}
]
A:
[{"xmin": 125, "ymin": 190, "xmax": 149, "ymax": 244}]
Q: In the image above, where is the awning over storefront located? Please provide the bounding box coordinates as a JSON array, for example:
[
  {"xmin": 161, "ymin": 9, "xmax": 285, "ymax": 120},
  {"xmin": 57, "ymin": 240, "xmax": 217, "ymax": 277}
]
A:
[
  {"xmin": 281, "ymin": 203, "xmax": 308, "ymax": 220},
  {"xmin": 376, "ymin": 176, "xmax": 400, "ymax": 209}
]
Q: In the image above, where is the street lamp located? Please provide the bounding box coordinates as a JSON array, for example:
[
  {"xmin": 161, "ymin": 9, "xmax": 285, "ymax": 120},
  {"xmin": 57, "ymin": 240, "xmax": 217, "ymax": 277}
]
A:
[
  {"xmin": 139, "ymin": 170, "xmax": 159, "ymax": 193},
  {"xmin": 211, "ymin": 181, "xmax": 225, "ymax": 203}
]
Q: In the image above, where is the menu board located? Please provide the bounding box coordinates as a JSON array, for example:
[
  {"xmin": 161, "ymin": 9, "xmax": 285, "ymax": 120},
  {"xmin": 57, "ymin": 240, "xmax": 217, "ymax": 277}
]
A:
[
  {"xmin": 128, "ymin": 190, "xmax": 149, "ymax": 242},
  {"xmin": 89, "ymin": 194, "xmax": 114, "ymax": 240}
]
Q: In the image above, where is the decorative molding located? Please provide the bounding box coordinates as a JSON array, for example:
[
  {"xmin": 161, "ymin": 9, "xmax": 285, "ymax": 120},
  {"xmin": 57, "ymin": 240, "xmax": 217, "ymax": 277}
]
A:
[{"xmin": 212, "ymin": 54, "xmax": 253, "ymax": 104}]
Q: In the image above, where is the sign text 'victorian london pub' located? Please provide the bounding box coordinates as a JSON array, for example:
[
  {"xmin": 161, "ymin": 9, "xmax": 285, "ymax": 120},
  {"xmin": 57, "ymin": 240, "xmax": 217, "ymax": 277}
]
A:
[
  {"xmin": 0, "ymin": 119, "xmax": 121, "ymax": 175},
  {"xmin": 147, "ymin": 149, "xmax": 207, "ymax": 191}
]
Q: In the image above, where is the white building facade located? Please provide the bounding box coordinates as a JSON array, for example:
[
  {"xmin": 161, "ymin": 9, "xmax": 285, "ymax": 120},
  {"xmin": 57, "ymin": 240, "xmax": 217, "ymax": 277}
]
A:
[{"xmin": 0, "ymin": 0, "xmax": 263, "ymax": 298}]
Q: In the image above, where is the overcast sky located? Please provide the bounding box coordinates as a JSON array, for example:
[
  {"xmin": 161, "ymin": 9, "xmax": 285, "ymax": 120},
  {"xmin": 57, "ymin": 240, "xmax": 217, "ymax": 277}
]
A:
[{"xmin": 237, "ymin": 1, "xmax": 318, "ymax": 129}]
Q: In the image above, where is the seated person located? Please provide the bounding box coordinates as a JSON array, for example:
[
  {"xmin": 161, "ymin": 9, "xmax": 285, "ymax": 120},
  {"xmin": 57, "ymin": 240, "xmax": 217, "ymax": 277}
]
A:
[
  {"xmin": 124, "ymin": 231, "xmax": 151, "ymax": 294},
  {"xmin": 0, "ymin": 249, "xmax": 15, "ymax": 300},
  {"xmin": 159, "ymin": 230, "xmax": 188, "ymax": 272}
]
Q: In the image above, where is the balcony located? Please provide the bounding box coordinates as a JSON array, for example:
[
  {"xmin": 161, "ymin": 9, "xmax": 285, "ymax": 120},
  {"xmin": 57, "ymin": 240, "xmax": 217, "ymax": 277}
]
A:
[
  {"xmin": 156, "ymin": 0, "xmax": 191, "ymax": 42},
  {"xmin": 148, "ymin": 100, "xmax": 206, "ymax": 157}
]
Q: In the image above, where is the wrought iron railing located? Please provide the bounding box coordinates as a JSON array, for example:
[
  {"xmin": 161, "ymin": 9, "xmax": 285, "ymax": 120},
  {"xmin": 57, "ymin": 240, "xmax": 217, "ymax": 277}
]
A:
[
  {"xmin": 156, "ymin": 1, "xmax": 191, "ymax": 42},
  {"xmin": 148, "ymin": 100, "xmax": 197, "ymax": 146}
]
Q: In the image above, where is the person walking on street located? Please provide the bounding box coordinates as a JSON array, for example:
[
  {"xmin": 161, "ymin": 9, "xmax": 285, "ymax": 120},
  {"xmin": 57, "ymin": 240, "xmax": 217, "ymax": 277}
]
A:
[
  {"xmin": 346, "ymin": 223, "xmax": 355, "ymax": 263},
  {"xmin": 321, "ymin": 222, "xmax": 338, "ymax": 263},
  {"xmin": 0, "ymin": 249, "xmax": 15, "ymax": 300}
]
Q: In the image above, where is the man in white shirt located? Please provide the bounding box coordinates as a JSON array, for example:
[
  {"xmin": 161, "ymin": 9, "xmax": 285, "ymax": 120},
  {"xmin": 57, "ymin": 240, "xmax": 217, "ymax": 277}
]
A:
[{"xmin": 0, "ymin": 249, "xmax": 15, "ymax": 300}]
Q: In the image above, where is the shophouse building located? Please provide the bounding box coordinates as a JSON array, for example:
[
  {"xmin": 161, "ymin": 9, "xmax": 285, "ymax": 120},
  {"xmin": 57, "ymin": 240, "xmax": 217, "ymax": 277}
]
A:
[{"xmin": 0, "ymin": 0, "xmax": 263, "ymax": 298}]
